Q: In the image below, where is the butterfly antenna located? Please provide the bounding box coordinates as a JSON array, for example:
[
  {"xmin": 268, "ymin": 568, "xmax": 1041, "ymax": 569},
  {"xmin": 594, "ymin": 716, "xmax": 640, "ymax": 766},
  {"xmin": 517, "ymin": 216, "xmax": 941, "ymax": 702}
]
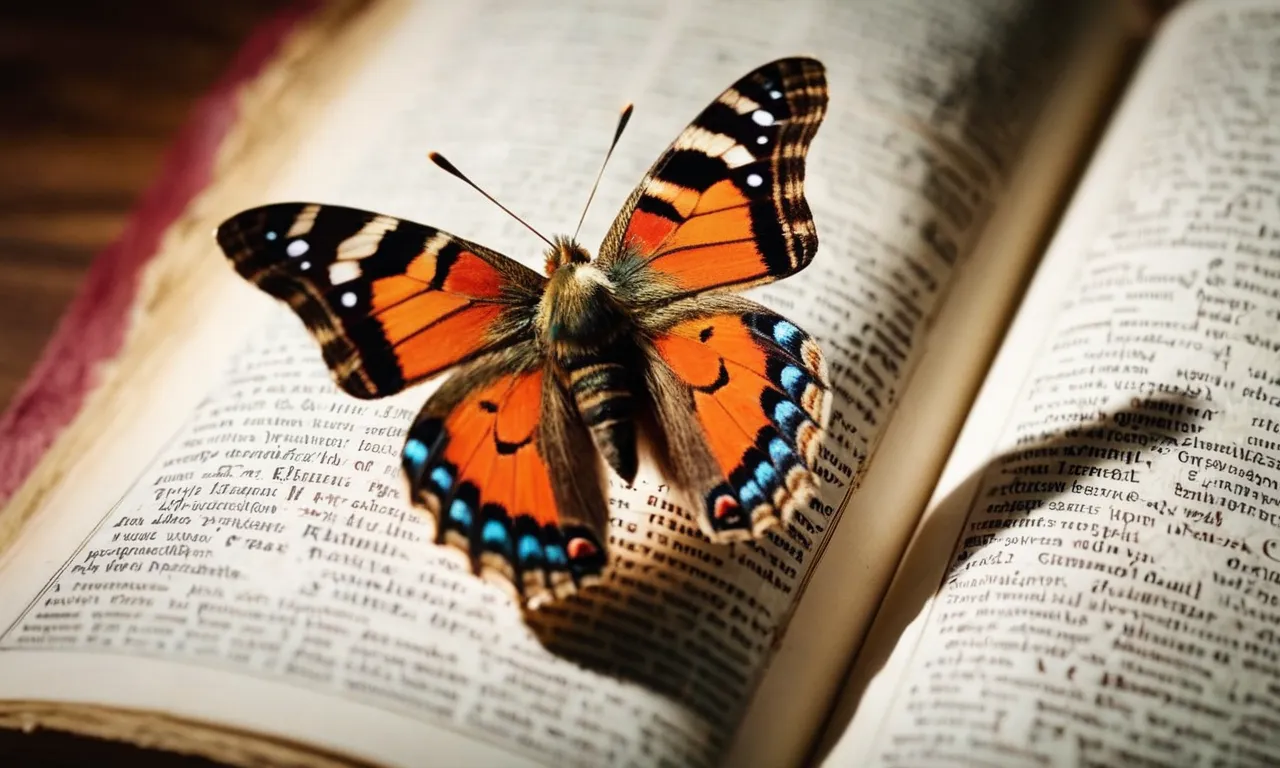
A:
[
  {"xmin": 428, "ymin": 152, "xmax": 556, "ymax": 249},
  {"xmin": 572, "ymin": 102, "xmax": 634, "ymax": 242}
]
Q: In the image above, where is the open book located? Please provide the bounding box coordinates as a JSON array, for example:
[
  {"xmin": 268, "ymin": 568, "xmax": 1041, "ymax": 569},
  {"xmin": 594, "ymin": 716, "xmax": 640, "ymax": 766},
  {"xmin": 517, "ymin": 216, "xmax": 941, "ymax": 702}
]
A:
[{"xmin": 2, "ymin": 0, "xmax": 1277, "ymax": 764}]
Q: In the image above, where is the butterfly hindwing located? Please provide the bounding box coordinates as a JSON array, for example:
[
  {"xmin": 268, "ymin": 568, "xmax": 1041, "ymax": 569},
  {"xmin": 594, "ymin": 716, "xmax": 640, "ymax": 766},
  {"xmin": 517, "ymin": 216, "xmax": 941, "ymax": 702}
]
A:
[
  {"xmin": 599, "ymin": 57, "xmax": 827, "ymax": 299},
  {"xmin": 401, "ymin": 348, "xmax": 609, "ymax": 606},
  {"xmin": 642, "ymin": 296, "xmax": 828, "ymax": 541},
  {"xmin": 216, "ymin": 203, "xmax": 545, "ymax": 398}
]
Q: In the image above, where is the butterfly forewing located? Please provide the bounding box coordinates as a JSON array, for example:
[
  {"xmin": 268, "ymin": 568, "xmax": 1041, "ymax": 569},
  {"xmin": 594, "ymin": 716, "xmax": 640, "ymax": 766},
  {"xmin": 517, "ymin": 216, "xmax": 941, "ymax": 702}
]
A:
[
  {"xmin": 216, "ymin": 203, "xmax": 545, "ymax": 398},
  {"xmin": 599, "ymin": 57, "xmax": 827, "ymax": 298}
]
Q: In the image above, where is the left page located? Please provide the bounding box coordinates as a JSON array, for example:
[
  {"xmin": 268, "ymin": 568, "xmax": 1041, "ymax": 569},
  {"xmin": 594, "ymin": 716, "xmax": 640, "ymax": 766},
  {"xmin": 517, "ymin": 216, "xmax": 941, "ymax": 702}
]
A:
[{"xmin": 0, "ymin": 1, "xmax": 1121, "ymax": 767}]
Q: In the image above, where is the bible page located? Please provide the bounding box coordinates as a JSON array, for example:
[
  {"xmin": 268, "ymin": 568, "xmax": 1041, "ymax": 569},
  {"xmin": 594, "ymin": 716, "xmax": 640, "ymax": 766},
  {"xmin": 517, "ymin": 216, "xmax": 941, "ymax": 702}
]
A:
[
  {"xmin": 0, "ymin": 1, "xmax": 1128, "ymax": 767},
  {"xmin": 826, "ymin": 0, "xmax": 1280, "ymax": 765}
]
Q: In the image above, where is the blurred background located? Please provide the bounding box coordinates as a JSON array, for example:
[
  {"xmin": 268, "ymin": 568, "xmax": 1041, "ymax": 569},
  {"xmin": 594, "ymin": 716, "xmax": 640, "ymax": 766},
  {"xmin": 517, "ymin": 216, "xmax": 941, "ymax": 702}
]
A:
[{"xmin": 0, "ymin": 1, "xmax": 289, "ymax": 410}]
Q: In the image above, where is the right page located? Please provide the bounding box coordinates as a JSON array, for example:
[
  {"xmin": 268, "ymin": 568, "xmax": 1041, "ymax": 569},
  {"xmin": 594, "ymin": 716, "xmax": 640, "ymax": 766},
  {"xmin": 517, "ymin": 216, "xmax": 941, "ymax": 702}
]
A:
[{"xmin": 826, "ymin": 0, "xmax": 1280, "ymax": 764}]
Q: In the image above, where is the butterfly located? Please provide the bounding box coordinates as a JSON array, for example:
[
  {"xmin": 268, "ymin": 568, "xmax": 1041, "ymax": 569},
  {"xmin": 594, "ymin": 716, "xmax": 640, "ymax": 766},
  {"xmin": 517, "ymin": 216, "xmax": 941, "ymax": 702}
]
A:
[{"xmin": 215, "ymin": 58, "xmax": 830, "ymax": 608}]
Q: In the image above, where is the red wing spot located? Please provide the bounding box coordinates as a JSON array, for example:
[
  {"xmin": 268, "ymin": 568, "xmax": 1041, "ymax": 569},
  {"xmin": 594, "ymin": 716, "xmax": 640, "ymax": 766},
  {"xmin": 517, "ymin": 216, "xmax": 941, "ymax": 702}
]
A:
[
  {"xmin": 567, "ymin": 537, "xmax": 599, "ymax": 559},
  {"xmin": 714, "ymin": 495, "xmax": 741, "ymax": 519},
  {"xmin": 442, "ymin": 251, "xmax": 505, "ymax": 299},
  {"xmin": 625, "ymin": 210, "xmax": 679, "ymax": 254}
]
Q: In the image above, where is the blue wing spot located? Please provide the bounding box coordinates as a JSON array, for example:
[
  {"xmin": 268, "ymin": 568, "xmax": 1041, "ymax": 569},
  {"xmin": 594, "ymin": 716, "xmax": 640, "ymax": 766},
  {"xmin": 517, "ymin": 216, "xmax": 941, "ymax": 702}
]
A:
[
  {"xmin": 740, "ymin": 479, "xmax": 765, "ymax": 508},
  {"xmin": 754, "ymin": 461, "xmax": 779, "ymax": 491},
  {"xmin": 545, "ymin": 544, "xmax": 568, "ymax": 567},
  {"xmin": 769, "ymin": 437, "xmax": 797, "ymax": 465},
  {"xmin": 517, "ymin": 535, "xmax": 542, "ymax": 564},
  {"xmin": 429, "ymin": 466, "xmax": 453, "ymax": 493},
  {"xmin": 482, "ymin": 519, "xmax": 509, "ymax": 549},
  {"xmin": 780, "ymin": 365, "xmax": 805, "ymax": 398},
  {"xmin": 773, "ymin": 400, "xmax": 804, "ymax": 433},
  {"xmin": 773, "ymin": 320, "xmax": 801, "ymax": 348},
  {"xmin": 265, "ymin": 231, "xmax": 278, "ymax": 241},
  {"xmin": 448, "ymin": 498, "xmax": 472, "ymax": 527},
  {"xmin": 403, "ymin": 438, "xmax": 429, "ymax": 468}
]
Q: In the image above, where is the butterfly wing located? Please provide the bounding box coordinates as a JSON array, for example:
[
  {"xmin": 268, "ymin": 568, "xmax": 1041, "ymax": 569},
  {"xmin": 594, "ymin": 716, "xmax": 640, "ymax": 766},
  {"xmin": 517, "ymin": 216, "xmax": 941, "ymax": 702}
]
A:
[
  {"xmin": 598, "ymin": 57, "xmax": 827, "ymax": 299},
  {"xmin": 400, "ymin": 346, "xmax": 609, "ymax": 606},
  {"xmin": 641, "ymin": 296, "xmax": 828, "ymax": 541},
  {"xmin": 216, "ymin": 203, "xmax": 545, "ymax": 398}
]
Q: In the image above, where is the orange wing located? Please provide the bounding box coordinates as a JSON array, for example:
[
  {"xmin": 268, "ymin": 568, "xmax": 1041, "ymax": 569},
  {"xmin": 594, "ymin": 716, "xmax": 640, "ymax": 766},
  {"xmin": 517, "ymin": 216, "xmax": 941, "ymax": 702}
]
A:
[
  {"xmin": 217, "ymin": 203, "xmax": 545, "ymax": 398},
  {"xmin": 644, "ymin": 300, "xmax": 828, "ymax": 541},
  {"xmin": 598, "ymin": 58, "xmax": 827, "ymax": 298},
  {"xmin": 400, "ymin": 352, "xmax": 609, "ymax": 606}
]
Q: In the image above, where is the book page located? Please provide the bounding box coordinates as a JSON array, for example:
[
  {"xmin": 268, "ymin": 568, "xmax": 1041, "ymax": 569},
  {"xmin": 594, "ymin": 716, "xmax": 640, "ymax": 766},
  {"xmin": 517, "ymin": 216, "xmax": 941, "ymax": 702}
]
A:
[
  {"xmin": 827, "ymin": 0, "xmax": 1280, "ymax": 765},
  {"xmin": 0, "ymin": 1, "xmax": 1120, "ymax": 766}
]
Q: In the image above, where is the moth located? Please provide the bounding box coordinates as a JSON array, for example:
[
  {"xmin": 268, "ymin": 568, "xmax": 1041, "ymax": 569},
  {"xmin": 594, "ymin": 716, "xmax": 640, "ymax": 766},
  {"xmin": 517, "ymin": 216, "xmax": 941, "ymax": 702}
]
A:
[{"xmin": 216, "ymin": 58, "xmax": 830, "ymax": 607}]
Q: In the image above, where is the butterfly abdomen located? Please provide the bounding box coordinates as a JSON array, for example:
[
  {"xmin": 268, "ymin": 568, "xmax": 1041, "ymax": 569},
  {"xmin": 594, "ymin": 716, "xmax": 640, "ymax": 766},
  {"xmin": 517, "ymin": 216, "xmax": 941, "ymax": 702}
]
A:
[
  {"xmin": 562, "ymin": 352, "xmax": 638, "ymax": 483},
  {"xmin": 535, "ymin": 260, "xmax": 641, "ymax": 483}
]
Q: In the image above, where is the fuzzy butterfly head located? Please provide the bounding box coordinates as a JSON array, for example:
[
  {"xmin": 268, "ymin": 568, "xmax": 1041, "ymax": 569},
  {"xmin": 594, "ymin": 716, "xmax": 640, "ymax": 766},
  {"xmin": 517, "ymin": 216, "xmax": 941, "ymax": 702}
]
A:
[
  {"xmin": 215, "ymin": 57, "xmax": 830, "ymax": 609},
  {"xmin": 544, "ymin": 234, "xmax": 592, "ymax": 275}
]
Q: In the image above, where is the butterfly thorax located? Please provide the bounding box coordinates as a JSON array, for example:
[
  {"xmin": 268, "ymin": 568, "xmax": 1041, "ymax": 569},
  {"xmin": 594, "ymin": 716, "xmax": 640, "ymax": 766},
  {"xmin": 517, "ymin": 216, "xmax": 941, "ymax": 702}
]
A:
[
  {"xmin": 538, "ymin": 263, "xmax": 629, "ymax": 342},
  {"xmin": 536, "ymin": 250, "xmax": 639, "ymax": 484}
]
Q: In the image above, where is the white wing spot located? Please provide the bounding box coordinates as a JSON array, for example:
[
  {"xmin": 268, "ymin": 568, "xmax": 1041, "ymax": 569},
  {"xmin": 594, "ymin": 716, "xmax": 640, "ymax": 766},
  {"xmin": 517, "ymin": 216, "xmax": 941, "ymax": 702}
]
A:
[
  {"xmin": 756, "ymin": 135, "xmax": 768, "ymax": 145},
  {"xmin": 286, "ymin": 239, "xmax": 310, "ymax": 257},
  {"xmin": 299, "ymin": 261, "xmax": 311, "ymax": 271},
  {"xmin": 341, "ymin": 292, "xmax": 357, "ymax": 308},
  {"xmin": 265, "ymin": 231, "xmax": 278, "ymax": 241},
  {"xmin": 746, "ymin": 173, "xmax": 764, "ymax": 188},
  {"xmin": 752, "ymin": 110, "xmax": 774, "ymax": 126},
  {"xmin": 422, "ymin": 231, "xmax": 452, "ymax": 259},
  {"xmin": 722, "ymin": 144, "xmax": 756, "ymax": 169},
  {"xmin": 287, "ymin": 204, "xmax": 321, "ymax": 238},
  {"xmin": 328, "ymin": 260, "xmax": 362, "ymax": 285},
  {"xmin": 769, "ymin": 90, "xmax": 782, "ymax": 100},
  {"xmin": 338, "ymin": 215, "xmax": 399, "ymax": 261}
]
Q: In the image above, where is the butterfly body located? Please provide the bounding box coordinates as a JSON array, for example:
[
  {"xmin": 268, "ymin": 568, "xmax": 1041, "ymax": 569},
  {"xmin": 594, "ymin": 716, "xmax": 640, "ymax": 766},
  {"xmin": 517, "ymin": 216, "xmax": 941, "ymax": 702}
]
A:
[
  {"xmin": 538, "ymin": 247, "xmax": 644, "ymax": 484},
  {"xmin": 217, "ymin": 58, "xmax": 830, "ymax": 607}
]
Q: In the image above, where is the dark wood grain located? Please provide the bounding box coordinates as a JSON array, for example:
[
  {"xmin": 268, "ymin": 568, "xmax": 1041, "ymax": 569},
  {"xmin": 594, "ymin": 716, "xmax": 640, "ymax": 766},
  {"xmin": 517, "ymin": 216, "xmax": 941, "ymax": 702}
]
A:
[{"xmin": 0, "ymin": 1, "xmax": 289, "ymax": 410}]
